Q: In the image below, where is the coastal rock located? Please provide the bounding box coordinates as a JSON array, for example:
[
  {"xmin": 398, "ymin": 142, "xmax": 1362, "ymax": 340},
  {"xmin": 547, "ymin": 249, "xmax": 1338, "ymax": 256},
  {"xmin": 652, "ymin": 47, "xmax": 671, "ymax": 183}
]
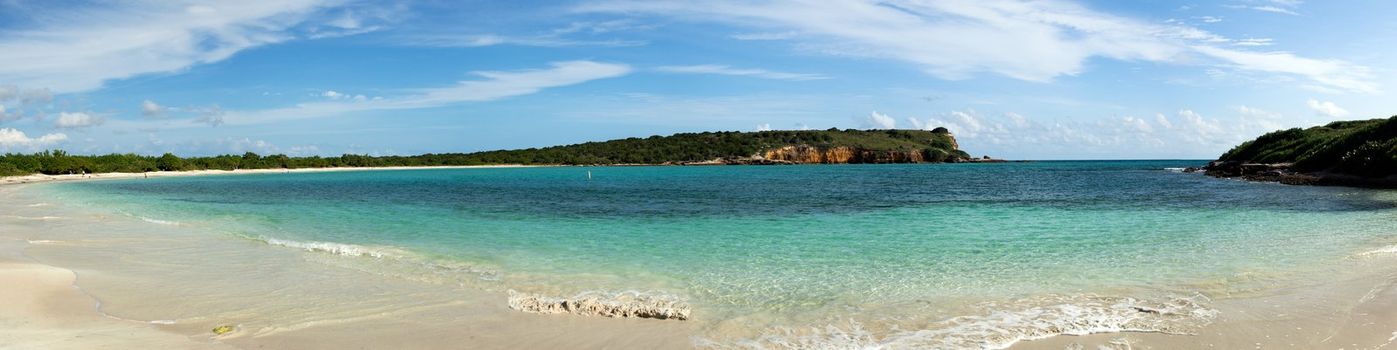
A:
[
  {"xmin": 759, "ymin": 145, "xmax": 962, "ymax": 164},
  {"xmin": 1205, "ymin": 116, "xmax": 1397, "ymax": 188}
]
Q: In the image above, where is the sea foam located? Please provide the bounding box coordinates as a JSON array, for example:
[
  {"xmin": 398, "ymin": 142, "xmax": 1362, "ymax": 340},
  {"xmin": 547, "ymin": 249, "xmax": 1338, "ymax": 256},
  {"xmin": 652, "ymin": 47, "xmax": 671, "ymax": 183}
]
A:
[
  {"xmin": 261, "ymin": 237, "xmax": 400, "ymax": 259},
  {"xmin": 1357, "ymin": 244, "xmax": 1397, "ymax": 257},
  {"xmin": 507, "ymin": 289, "xmax": 692, "ymax": 320},
  {"xmin": 139, "ymin": 217, "xmax": 180, "ymax": 226},
  {"xmin": 701, "ymin": 294, "xmax": 1216, "ymax": 350}
]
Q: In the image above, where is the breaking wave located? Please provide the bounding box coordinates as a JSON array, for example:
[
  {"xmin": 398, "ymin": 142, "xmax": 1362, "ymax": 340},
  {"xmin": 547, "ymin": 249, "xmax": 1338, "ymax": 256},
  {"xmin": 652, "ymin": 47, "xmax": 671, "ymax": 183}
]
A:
[
  {"xmin": 259, "ymin": 237, "xmax": 404, "ymax": 259},
  {"xmin": 699, "ymin": 294, "xmax": 1217, "ymax": 350},
  {"xmin": 139, "ymin": 217, "xmax": 180, "ymax": 226},
  {"xmin": 1357, "ymin": 244, "xmax": 1397, "ymax": 257},
  {"xmin": 507, "ymin": 289, "xmax": 691, "ymax": 320}
]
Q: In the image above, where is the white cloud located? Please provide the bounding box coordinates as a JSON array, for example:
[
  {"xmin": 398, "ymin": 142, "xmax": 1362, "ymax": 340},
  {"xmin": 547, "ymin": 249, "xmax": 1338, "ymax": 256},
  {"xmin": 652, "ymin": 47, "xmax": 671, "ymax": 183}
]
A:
[
  {"xmin": 322, "ymin": 90, "xmax": 346, "ymax": 99},
  {"xmin": 405, "ymin": 21, "xmax": 649, "ymax": 48},
  {"xmin": 54, "ymin": 112, "xmax": 103, "ymax": 129},
  {"xmin": 866, "ymin": 111, "xmax": 896, "ymax": 129},
  {"xmin": 1192, "ymin": 46, "xmax": 1377, "ymax": 94},
  {"xmin": 141, "ymin": 100, "xmax": 165, "ymax": 118},
  {"xmin": 656, "ymin": 64, "xmax": 828, "ymax": 81},
  {"xmin": 755, "ymin": 123, "xmax": 772, "ymax": 131},
  {"xmin": 581, "ymin": 0, "xmax": 1376, "ymax": 93},
  {"xmin": 211, "ymin": 61, "xmax": 632, "ymax": 126},
  {"xmin": 1306, "ymin": 99, "xmax": 1349, "ymax": 118},
  {"xmin": 1226, "ymin": 1, "xmax": 1303, "ymax": 15},
  {"xmin": 0, "ymin": 128, "xmax": 67, "ymax": 150},
  {"xmin": 1196, "ymin": 16, "xmax": 1223, "ymax": 23},
  {"xmin": 894, "ymin": 108, "xmax": 1294, "ymax": 159},
  {"xmin": 1233, "ymin": 38, "xmax": 1273, "ymax": 47},
  {"xmin": 1245, "ymin": 6, "xmax": 1299, "ymax": 15},
  {"xmin": 0, "ymin": 1, "xmax": 383, "ymax": 93}
]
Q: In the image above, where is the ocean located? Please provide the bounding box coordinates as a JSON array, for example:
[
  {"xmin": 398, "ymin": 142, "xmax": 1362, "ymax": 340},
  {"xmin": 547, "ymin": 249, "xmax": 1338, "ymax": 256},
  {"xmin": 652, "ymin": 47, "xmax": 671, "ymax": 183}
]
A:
[{"xmin": 23, "ymin": 161, "xmax": 1397, "ymax": 348}]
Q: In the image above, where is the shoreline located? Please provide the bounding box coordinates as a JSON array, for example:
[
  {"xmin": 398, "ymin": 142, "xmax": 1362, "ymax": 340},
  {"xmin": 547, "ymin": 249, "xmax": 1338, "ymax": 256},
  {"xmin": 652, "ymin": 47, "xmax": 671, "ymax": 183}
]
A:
[
  {"xmin": 0, "ymin": 184, "xmax": 695, "ymax": 349},
  {"xmin": 0, "ymin": 164, "xmax": 541, "ymax": 186},
  {"xmin": 5, "ymin": 169, "xmax": 1397, "ymax": 349}
]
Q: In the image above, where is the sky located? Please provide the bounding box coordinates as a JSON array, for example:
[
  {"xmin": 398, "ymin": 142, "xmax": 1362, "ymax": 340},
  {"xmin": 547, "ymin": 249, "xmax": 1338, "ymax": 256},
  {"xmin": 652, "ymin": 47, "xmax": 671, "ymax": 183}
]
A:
[{"xmin": 0, "ymin": 0, "xmax": 1392, "ymax": 160}]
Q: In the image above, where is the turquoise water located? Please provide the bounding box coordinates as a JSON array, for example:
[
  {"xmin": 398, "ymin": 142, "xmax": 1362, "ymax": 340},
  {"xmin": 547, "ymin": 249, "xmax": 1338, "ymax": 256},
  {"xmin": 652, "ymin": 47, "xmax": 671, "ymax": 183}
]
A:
[{"xmin": 32, "ymin": 161, "xmax": 1397, "ymax": 344}]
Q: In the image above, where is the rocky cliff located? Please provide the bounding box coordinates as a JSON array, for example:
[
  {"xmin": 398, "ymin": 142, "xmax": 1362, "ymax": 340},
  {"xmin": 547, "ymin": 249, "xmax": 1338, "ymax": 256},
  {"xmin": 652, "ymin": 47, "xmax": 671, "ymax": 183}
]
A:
[{"xmin": 761, "ymin": 145, "xmax": 938, "ymax": 164}]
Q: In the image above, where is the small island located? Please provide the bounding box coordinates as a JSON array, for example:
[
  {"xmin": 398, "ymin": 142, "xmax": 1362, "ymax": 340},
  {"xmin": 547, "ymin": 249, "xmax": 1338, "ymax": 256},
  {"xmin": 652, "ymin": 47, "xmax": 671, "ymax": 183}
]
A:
[
  {"xmin": 1204, "ymin": 115, "xmax": 1397, "ymax": 187},
  {"xmin": 0, "ymin": 128, "xmax": 979, "ymax": 177}
]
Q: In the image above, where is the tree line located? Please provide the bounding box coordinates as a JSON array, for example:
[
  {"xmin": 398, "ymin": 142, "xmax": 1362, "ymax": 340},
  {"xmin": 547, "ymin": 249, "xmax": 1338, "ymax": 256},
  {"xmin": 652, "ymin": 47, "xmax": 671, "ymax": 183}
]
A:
[{"xmin": 0, "ymin": 129, "xmax": 967, "ymax": 177}]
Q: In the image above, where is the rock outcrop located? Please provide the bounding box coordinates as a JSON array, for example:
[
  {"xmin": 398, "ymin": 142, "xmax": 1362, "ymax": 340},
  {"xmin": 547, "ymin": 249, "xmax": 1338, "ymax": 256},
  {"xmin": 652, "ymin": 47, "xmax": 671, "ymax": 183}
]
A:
[
  {"xmin": 760, "ymin": 145, "xmax": 941, "ymax": 164},
  {"xmin": 1204, "ymin": 116, "xmax": 1397, "ymax": 188}
]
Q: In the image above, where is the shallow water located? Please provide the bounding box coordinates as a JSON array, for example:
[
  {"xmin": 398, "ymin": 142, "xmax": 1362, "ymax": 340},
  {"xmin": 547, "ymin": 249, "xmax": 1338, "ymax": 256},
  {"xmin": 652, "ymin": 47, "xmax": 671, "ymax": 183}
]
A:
[{"xmin": 23, "ymin": 161, "xmax": 1397, "ymax": 348}]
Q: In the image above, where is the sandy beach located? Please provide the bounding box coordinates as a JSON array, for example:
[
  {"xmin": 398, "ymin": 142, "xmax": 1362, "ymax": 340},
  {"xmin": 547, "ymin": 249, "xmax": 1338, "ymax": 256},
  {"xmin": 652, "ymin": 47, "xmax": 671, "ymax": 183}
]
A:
[
  {"xmin": 0, "ymin": 165, "xmax": 539, "ymax": 186},
  {"xmin": 0, "ymin": 170, "xmax": 695, "ymax": 350},
  {"xmin": 4, "ymin": 169, "xmax": 1397, "ymax": 349}
]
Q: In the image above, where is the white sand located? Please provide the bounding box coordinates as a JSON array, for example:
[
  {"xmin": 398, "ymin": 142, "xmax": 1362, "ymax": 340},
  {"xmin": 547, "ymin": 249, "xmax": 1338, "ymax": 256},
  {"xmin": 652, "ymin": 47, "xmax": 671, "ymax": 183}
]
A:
[{"xmin": 1, "ymin": 165, "xmax": 538, "ymax": 186}]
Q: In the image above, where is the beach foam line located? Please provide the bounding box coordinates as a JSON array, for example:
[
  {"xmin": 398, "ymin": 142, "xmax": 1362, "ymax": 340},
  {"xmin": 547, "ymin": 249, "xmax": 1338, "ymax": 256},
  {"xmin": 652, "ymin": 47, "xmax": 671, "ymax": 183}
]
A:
[
  {"xmin": 1356, "ymin": 244, "xmax": 1397, "ymax": 257},
  {"xmin": 139, "ymin": 216, "xmax": 180, "ymax": 226},
  {"xmin": 700, "ymin": 294, "xmax": 1216, "ymax": 350},
  {"xmin": 26, "ymin": 203, "xmax": 49, "ymax": 207},
  {"xmin": 507, "ymin": 289, "xmax": 692, "ymax": 320},
  {"xmin": 3, "ymin": 215, "xmax": 61, "ymax": 220},
  {"xmin": 259, "ymin": 237, "xmax": 402, "ymax": 259},
  {"xmin": 237, "ymin": 235, "xmax": 501, "ymax": 282}
]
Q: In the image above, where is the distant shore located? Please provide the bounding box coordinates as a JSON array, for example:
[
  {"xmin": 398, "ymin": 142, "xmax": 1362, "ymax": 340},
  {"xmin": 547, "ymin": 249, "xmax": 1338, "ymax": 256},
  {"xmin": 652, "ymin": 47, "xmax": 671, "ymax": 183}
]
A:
[{"xmin": 0, "ymin": 165, "xmax": 539, "ymax": 186}]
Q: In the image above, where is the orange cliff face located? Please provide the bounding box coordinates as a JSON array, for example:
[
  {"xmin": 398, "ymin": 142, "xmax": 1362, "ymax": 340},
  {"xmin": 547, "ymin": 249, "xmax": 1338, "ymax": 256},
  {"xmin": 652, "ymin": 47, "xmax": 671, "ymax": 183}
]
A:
[{"xmin": 760, "ymin": 145, "xmax": 946, "ymax": 164}]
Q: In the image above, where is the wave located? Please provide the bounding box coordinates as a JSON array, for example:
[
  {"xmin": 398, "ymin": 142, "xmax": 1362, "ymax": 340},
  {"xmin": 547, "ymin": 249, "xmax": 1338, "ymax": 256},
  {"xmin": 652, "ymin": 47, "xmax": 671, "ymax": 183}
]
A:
[
  {"xmin": 507, "ymin": 289, "xmax": 691, "ymax": 320},
  {"xmin": 259, "ymin": 237, "xmax": 403, "ymax": 259},
  {"xmin": 139, "ymin": 217, "xmax": 180, "ymax": 226},
  {"xmin": 700, "ymin": 294, "xmax": 1216, "ymax": 350},
  {"xmin": 1357, "ymin": 244, "xmax": 1397, "ymax": 257},
  {"xmin": 26, "ymin": 203, "xmax": 50, "ymax": 207},
  {"xmin": 1163, "ymin": 167, "xmax": 1187, "ymax": 173}
]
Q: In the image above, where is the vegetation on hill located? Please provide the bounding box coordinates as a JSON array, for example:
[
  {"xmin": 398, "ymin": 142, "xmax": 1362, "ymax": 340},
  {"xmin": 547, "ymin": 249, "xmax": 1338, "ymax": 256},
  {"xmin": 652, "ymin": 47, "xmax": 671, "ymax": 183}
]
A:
[
  {"xmin": 0, "ymin": 129, "xmax": 969, "ymax": 177},
  {"xmin": 1216, "ymin": 116, "xmax": 1397, "ymax": 178}
]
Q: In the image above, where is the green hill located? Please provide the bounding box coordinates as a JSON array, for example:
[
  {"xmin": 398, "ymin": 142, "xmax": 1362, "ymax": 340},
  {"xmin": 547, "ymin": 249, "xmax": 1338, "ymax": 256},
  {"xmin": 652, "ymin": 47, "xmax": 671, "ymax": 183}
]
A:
[
  {"xmin": 0, "ymin": 128, "xmax": 971, "ymax": 177},
  {"xmin": 1207, "ymin": 115, "xmax": 1397, "ymax": 186}
]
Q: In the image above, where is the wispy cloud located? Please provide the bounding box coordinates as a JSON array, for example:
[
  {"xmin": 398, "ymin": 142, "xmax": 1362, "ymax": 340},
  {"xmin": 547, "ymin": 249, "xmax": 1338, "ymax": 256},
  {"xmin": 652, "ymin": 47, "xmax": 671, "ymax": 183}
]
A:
[
  {"xmin": 0, "ymin": 1, "xmax": 389, "ymax": 93},
  {"xmin": 1192, "ymin": 46, "xmax": 1376, "ymax": 94},
  {"xmin": 580, "ymin": 0, "xmax": 1375, "ymax": 93},
  {"xmin": 215, "ymin": 61, "xmax": 633, "ymax": 126},
  {"xmin": 404, "ymin": 21, "xmax": 650, "ymax": 48},
  {"xmin": 731, "ymin": 31, "xmax": 799, "ymax": 40},
  {"xmin": 1226, "ymin": 0, "xmax": 1303, "ymax": 15},
  {"xmin": 655, "ymin": 64, "xmax": 829, "ymax": 81}
]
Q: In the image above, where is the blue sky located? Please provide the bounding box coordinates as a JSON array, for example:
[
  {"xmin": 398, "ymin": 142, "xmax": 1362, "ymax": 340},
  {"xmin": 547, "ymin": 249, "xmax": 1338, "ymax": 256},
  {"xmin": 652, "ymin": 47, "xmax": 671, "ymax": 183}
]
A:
[{"xmin": 0, "ymin": 0, "xmax": 1392, "ymax": 159}]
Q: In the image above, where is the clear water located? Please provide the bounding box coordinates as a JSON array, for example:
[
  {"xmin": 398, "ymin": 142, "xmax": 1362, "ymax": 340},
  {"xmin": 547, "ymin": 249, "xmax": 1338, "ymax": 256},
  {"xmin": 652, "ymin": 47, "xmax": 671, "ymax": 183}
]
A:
[{"xmin": 29, "ymin": 161, "xmax": 1397, "ymax": 344}]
